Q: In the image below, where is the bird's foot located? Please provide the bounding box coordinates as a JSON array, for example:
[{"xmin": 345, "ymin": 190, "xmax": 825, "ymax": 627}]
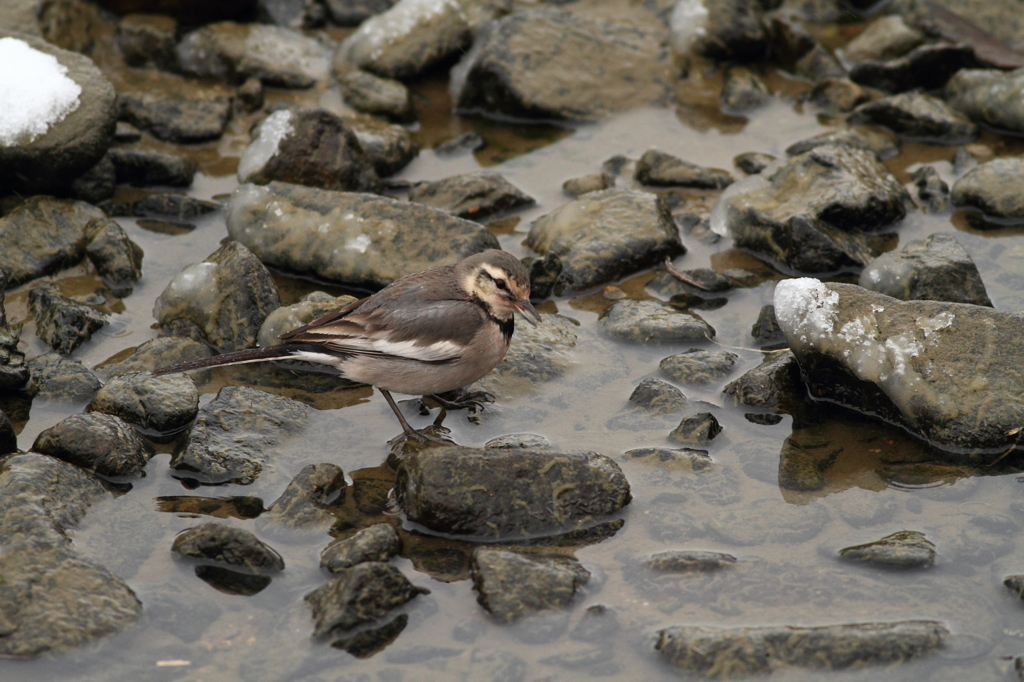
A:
[
  {"xmin": 427, "ymin": 389, "xmax": 496, "ymax": 413},
  {"xmin": 387, "ymin": 424, "xmax": 455, "ymax": 448}
]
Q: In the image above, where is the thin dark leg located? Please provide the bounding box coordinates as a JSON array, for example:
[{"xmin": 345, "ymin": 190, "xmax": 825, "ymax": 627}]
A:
[
  {"xmin": 380, "ymin": 389, "xmax": 416, "ymax": 435},
  {"xmin": 428, "ymin": 389, "xmax": 495, "ymax": 412}
]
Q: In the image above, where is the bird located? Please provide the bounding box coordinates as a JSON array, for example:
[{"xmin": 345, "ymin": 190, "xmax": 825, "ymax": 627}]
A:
[{"xmin": 153, "ymin": 249, "xmax": 541, "ymax": 440}]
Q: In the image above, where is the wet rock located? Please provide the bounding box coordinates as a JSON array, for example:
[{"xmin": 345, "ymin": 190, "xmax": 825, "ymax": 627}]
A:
[
  {"xmin": 176, "ymin": 22, "xmax": 331, "ymax": 88},
  {"xmin": 154, "ymin": 241, "xmax": 281, "ymax": 352},
  {"xmin": 0, "ymin": 32, "xmax": 116, "ymax": 196},
  {"xmin": 946, "ymin": 68, "xmax": 1024, "ymax": 136},
  {"xmin": 116, "ymin": 70, "xmax": 233, "ymax": 143},
  {"xmin": 0, "ymin": 322, "xmax": 29, "ymax": 390},
  {"xmin": 408, "ymin": 171, "xmax": 533, "ymax": 221},
  {"xmin": 339, "ymin": 69, "xmax": 413, "ymax": 122},
  {"xmin": 435, "ymin": 131, "xmax": 485, "ymax": 156},
  {"xmin": 236, "ymin": 76, "xmax": 264, "ymax": 113},
  {"xmin": 26, "ymin": 352, "xmax": 101, "ymax": 402},
  {"xmin": 670, "ymin": 0, "xmax": 768, "ymax": 62},
  {"xmin": 258, "ymin": 0, "xmax": 325, "ymax": 28},
  {"xmin": 395, "ymin": 446, "xmax": 630, "ymax": 539},
  {"xmin": 647, "ymin": 268, "xmax": 732, "ymax": 299},
  {"xmin": 260, "ymin": 463, "xmax": 346, "ymax": 532},
  {"xmin": 170, "ymin": 385, "xmax": 312, "ymax": 485},
  {"xmin": 721, "ymin": 65, "xmax": 770, "ymax": 112},
  {"xmin": 710, "ymin": 144, "xmax": 909, "ymax": 273},
  {"xmin": 809, "ymin": 77, "xmax": 869, "ymax": 113},
  {"xmin": 751, "ymin": 304, "xmax": 785, "ymax": 346},
  {"xmin": 172, "ymin": 521, "xmax": 284, "ymax": 572},
  {"xmin": 454, "ymin": 8, "xmax": 671, "ymax": 121},
  {"xmin": 655, "ymin": 621, "xmax": 948, "ymax": 676},
  {"xmin": 341, "ymin": 0, "xmax": 499, "ymax": 80},
  {"xmin": 471, "ymin": 548, "xmax": 589, "ymax": 623},
  {"xmin": 859, "ymin": 233, "xmax": 992, "ymax": 306},
  {"xmin": 644, "ymin": 550, "xmax": 737, "ymax": 573},
  {"xmin": 723, "ymin": 350, "xmax": 806, "ymax": 412},
  {"xmin": 838, "ymin": 15, "xmax": 924, "ymax": 65},
  {"xmin": 951, "ymin": 157, "xmax": 1024, "ymax": 222},
  {"xmin": 523, "ymin": 251, "xmax": 561, "ymax": 300},
  {"xmin": 0, "ymin": 196, "xmax": 107, "ymax": 287},
  {"xmin": 227, "ymin": 181, "xmax": 499, "ymax": 288},
  {"xmin": 32, "ymin": 412, "xmax": 150, "ymax": 478},
  {"xmin": 563, "ymin": 172, "xmax": 614, "ymax": 197},
  {"xmin": 628, "ymin": 378, "xmax": 687, "ymax": 414},
  {"xmin": 116, "ymin": 13, "xmax": 177, "ymax": 70},
  {"xmin": 1003, "ymin": 575, "xmax": 1024, "ymax": 601},
  {"xmin": 70, "ymin": 154, "xmax": 116, "ymax": 204},
  {"xmin": 526, "ymin": 189, "xmax": 684, "ymax": 296},
  {"xmin": 734, "ymin": 152, "xmax": 775, "ymax": 175},
  {"xmin": 839, "ymin": 530, "xmax": 936, "ymax": 568},
  {"xmin": 28, "ymin": 285, "xmax": 107, "ymax": 356},
  {"xmin": 103, "ymin": 193, "xmax": 220, "ymax": 222},
  {"xmin": 87, "ymin": 371, "xmax": 199, "ymax": 437},
  {"xmin": 622, "ymin": 446, "xmax": 713, "ymax": 473},
  {"xmin": 850, "ymin": 43, "xmax": 976, "ymax": 93},
  {"xmin": 113, "ymin": 121, "xmax": 141, "ymax": 143},
  {"xmin": 84, "ymin": 217, "xmax": 144, "ymax": 297},
  {"xmin": 321, "ymin": 524, "xmax": 400, "ymax": 573},
  {"xmin": 344, "ymin": 112, "xmax": 419, "ymax": 177},
  {"xmin": 238, "ymin": 108, "xmax": 380, "ymax": 192},
  {"xmin": 484, "ymin": 433, "xmax": 554, "ymax": 449},
  {"xmin": 107, "ymin": 148, "xmax": 197, "ymax": 187},
  {"xmin": 306, "ymin": 562, "xmax": 428, "ymax": 637},
  {"xmin": 635, "ymin": 150, "xmax": 734, "ymax": 189},
  {"xmin": 660, "ymin": 349, "xmax": 738, "ymax": 386},
  {"xmin": 910, "ymin": 166, "xmax": 949, "ymax": 212},
  {"xmin": 93, "ymin": 336, "xmax": 213, "ymax": 380},
  {"xmin": 669, "ymin": 412, "xmax": 722, "ymax": 446},
  {"xmin": 785, "ymin": 127, "xmax": 900, "ymax": 160},
  {"xmin": 600, "ymin": 299, "xmax": 715, "ymax": 343},
  {"xmin": 708, "ymin": 497, "xmax": 829, "ymax": 545},
  {"xmin": 257, "ymin": 291, "xmax": 357, "ymax": 348},
  {"xmin": 850, "ymin": 90, "xmax": 977, "ymax": 144},
  {"xmin": 794, "ymin": 44, "xmax": 846, "ymax": 83},
  {"xmin": 326, "ymin": 0, "xmax": 395, "ymax": 26},
  {"xmin": 774, "ymin": 278, "xmax": 1024, "ymax": 456}
]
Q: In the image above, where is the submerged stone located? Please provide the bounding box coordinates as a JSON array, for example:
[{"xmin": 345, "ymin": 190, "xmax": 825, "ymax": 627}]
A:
[
  {"xmin": 644, "ymin": 550, "xmax": 737, "ymax": 573},
  {"xmin": 839, "ymin": 530, "xmax": 936, "ymax": 568},
  {"xmin": 601, "ymin": 299, "xmax": 715, "ymax": 344},
  {"xmin": 774, "ymin": 279, "xmax": 1024, "ymax": 456},
  {"xmin": 32, "ymin": 413, "xmax": 150, "ymax": 478},
  {"xmin": 850, "ymin": 90, "xmax": 977, "ymax": 144},
  {"xmin": 394, "ymin": 447, "xmax": 631, "ymax": 539},
  {"xmin": 259, "ymin": 463, "xmax": 346, "ymax": 532},
  {"xmin": 408, "ymin": 171, "xmax": 534, "ymax": 220},
  {"xmin": 87, "ymin": 371, "xmax": 199, "ymax": 438},
  {"xmin": 526, "ymin": 189, "xmax": 684, "ymax": 295},
  {"xmin": 471, "ymin": 548, "xmax": 589, "ymax": 623},
  {"xmin": 305, "ymin": 562, "xmax": 428, "ymax": 637},
  {"xmin": 321, "ymin": 524, "xmax": 400, "ymax": 572},
  {"xmin": 472, "ymin": 312, "xmax": 577, "ymax": 397},
  {"xmin": 172, "ymin": 521, "xmax": 285, "ymax": 572},
  {"xmin": 660, "ymin": 349, "xmax": 738, "ymax": 386},
  {"xmin": 655, "ymin": 621, "xmax": 948, "ymax": 676}
]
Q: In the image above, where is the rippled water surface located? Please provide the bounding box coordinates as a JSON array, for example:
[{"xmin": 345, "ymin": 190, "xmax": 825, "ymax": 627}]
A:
[{"xmin": 5, "ymin": 46, "xmax": 1024, "ymax": 682}]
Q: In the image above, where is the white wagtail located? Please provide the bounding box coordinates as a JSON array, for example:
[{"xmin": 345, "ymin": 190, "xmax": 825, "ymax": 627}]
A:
[{"xmin": 153, "ymin": 249, "xmax": 541, "ymax": 438}]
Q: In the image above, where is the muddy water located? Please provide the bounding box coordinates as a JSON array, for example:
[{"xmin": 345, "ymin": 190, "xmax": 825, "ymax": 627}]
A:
[{"xmin": 5, "ymin": 64, "xmax": 1024, "ymax": 682}]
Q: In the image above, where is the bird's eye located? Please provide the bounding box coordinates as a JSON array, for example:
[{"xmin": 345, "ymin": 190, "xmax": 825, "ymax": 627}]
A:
[{"xmin": 494, "ymin": 278, "xmax": 509, "ymax": 291}]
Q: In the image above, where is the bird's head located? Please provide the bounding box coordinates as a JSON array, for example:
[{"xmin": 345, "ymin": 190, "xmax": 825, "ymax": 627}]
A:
[{"xmin": 458, "ymin": 250, "xmax": 541, "ymax": 326}]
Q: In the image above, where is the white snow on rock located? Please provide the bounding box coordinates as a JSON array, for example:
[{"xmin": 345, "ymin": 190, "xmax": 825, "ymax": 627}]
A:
[
  {"xmin": 774, "ymin": 278, "xmax": 956, "ymax": 418},
  {"xmin": 343, "ymin": 0, "xmax": 462, "ymax": 62},
  {"xmin": 237, "ymin": 109, "xmax": 294, "ymax": 183},
  {"xmin": 669, "ymin": 0, "xmax": 710, "ymax": 53},
  {"xmin": 0, "ymin": 37, "xmax": 82, "ymax": 147}
]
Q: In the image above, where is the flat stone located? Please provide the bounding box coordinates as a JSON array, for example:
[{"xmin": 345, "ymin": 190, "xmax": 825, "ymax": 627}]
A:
[
  {"xmin": 305, "ymin": 562, "xmax": 427, "ymax": 637},
  {"xmin": 226, "ymin": 181, "xmax": 499, "ymax": 289},
  {"xmin": 562, "ymin": 173, "xmax": 614, "ymax": 197},
  {"xmin": 951, "ymin": 157, "xmax": 1024, "ymax": 221},
  {"xmin": 526, "ymin": 189, "xmax": 684, "ymax": 296},
  {"xmin": 32, "ymin": 412, "xmax": 150, "ymax": 478},
  {"xmin": 660, "ymin": 349, "xmax": 738, "ymax": 385},
  {"xmin": 643, "ymin": 550, "xmax": 737, "ymax": 573},
  {"xmin": 321, "ymin": 524, "xmax": 400, "ymax": 572},
  {"xmin": 408, "ymin": 171, "xmax": 534, "ymax": 221},
  {"xmin": 839, "ymin": 530, "xmax": 936, "ymax": 568},
  {"xmin": 172, "ymin": 521, "xmax": 285, "ymax": 572},
  {"xmin": 708, "ymin": 497, "xmax": 829, "ymax": 546},
  {"xmin": 28, "ymin": 285, "xmax": 107, "ymax": 356},
  {"xmin": 115, "ymin": 69, "xmax": 233, "ymax": 143},
  {"xmin": 850, "ymin": 43, "xmax": 977, "ymax": 93},
  {"xmin": 472, "ymin": 312, "xmax": 577, "ymax": 397},
  {"xmin": 259, "ymin": 462, "xmax": 346, "ymax": 532},
  {"xmin": 93, "ymin": 336, "xmax": 213, "ymax": 380},
  {"xmin": 859, "ymin": 233, "xmax": 992, "ymax": 306},
  {"xmin": 838, "ymin": 14, "xmax": 924, "ymax": 65},
  {"xmin": 87, "ymin": 371, "xmax": 199, "ymax": 437},
  {"xmin": 107, "ymin": 148, "xmax": 197, "ymax": 187},
  {"xmin": 601, "ymin": 299, "xmax": 715, "ymax": 343},
  {"xmin": 471, "ymin": 548, "xmax": 589, "ymax": 623},
  {"xmin": 850, "ymin": 90, "xmax": 977, "ymax": 144},
  {"xmin": 634, "ymin": 150, "xmax": 733, "ymax": 189}
]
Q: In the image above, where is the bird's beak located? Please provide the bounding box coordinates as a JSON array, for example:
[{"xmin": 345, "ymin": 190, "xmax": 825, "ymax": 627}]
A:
[{"xmin": 516, "ymin": 298, "xmax": 542, "ymax": 326}]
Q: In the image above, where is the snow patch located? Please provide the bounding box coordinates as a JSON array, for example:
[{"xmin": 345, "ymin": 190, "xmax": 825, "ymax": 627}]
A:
[
  {"xmin": 0, "ymin": 38, "xmax": 81, "ymax": 147},
  {"xmin": 237, "ymin": 109, "xmax": 294, "ymax": 183},
  {"xmin": 669, "ymin": 0, "xmax": 710, "ymax": 52}
]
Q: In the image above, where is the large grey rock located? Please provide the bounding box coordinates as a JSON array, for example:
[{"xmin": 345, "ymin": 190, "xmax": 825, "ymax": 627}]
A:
[
  {"xmin": 859, "ymin": 233, "xmax": 992, "ymax": 306},
  {"xmin": 176, "ymin": 22, "xmax": 331, "ymax": 88},
  {"xmin": 946, "ymin": 67, "xmax": 1024, "ymax": 135},
  {"xmin": 454, "ymin": 8, "xmax": 671, "ymax": 121},
  {"xmin": 395, "ymin": 447, "xmax": 631, "ymax": 539},
  {"xmin": 656, "ymin": 621, "xmax": 948, "ymax": 676},
  {"xmin": 774, "ymin": 278, "xmax": 1024, "ymax": 457},
  {"xmin": 471, "ymin": 548, "xmax": 589, "ymax": 623},
  {"xmin": 154, "ymin": 241, "xmax": 281, "ymax": 352},
  {"xmin": 526, "ymin": 189, "xmax": 684, "ymax": 296},
  {"xmin": 850, "ymin": 90, "xmax": 977, "ymax": 144},
  {"xmin": 170, "ymin": 385, "xmax": 312, "ymax": 485},
  {"xmin": 710, "ymin": 144, "xmax": 909, "ymax": 273},
  {"xmin": 0, "ymin": 32, "xmax": 116, "ymax": 196},
  {"xmin": 32, "ymin": 412, "xmax": 150, "ymax": 478},
  {"xmin": 226, "ymin": 181, "xmax": 499, "ymax": 289},
  {"xmin": 115, "ymin": 70, "xmax": 233, "ymax": 143},
  {"xmin": 0, "ymin": 196, "xmax": 107, "ymax": 287},
  {"xmin": 950, "ymin": 157, "xmax": 1024, "ymax": 221},
  {"xmin": 340, "ymin": 0, "xmax": 503, "ymax": 80},
  {"xmin": 237, "ymin": 108, "xmax": 380, "ymax": 193}
]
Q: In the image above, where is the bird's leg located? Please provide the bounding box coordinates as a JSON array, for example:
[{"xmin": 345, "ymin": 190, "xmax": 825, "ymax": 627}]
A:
[
  {"xmin": 428, "ymin": 388, "xmax": 496, "ymax": 413},
  {"xmin": 381, "ymin": 389, "xmax": 456, "ymax": 446},
  {"xmin": 380, "ymin": 389, "xmax": 417, "ymax": 436}
]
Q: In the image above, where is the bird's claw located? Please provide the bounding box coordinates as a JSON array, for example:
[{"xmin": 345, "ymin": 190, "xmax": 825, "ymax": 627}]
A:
[{"xmin": 428, "ymin": 389, "xmax": 495, "ymax": 413}]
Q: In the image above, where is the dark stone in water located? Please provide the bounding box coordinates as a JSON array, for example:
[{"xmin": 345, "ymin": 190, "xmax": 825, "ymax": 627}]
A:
[
  {"xmin": 28, "ymin": 285, "xmax": 107, "ymax": 356},
  {"xmin": 839, "ymin": 530, "xmax": 936, "ymax": 568},
  {"xmin": 88, "ymin": 371, "xmax": 199, "ymax": 439},
  {"xmin": 172, "ymin": 521, "xmax": 285, "ymax": 572},
  {"xmin": 32, "ymin": 412, "xmax": 150, "ymax": 478},
  {"xmin": 321, "ymin": 524, "xmax": 401, "ymax": 573},
  {"xmin": 305, "ymin": 562, "xmax": 428, "ymax": 637},
  {"xmin": 408, "ymin": 172, "xmax": 534, "ymax": 221},
  {"xmin": 471, "ymin": 548, "xmax": 589, "ymax": 623}
]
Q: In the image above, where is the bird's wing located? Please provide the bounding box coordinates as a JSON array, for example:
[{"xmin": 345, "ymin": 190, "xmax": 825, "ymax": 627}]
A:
[{"xmin": 283, "ymin": 294, "xmax": 485, "ymax": 364}]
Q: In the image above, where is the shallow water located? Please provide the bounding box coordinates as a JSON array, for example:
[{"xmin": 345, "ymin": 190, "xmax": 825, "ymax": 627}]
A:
[{"xmin": 5, "ymin": 56, "xmax": 1024, "ymax": 682}]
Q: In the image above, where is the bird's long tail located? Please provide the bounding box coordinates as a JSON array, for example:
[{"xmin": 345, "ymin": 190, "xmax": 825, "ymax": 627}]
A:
[{"xmin": 152, "ymin": 345, "xmax": 301, "ymax": 376}]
